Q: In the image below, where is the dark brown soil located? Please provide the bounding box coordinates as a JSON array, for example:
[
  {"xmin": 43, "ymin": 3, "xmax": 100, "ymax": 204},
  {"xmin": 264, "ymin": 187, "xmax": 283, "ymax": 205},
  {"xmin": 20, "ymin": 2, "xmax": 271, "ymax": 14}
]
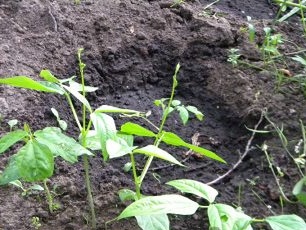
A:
[{"xmin": 0, "ymin": 0, "xmax": 306, "ymax": 229}]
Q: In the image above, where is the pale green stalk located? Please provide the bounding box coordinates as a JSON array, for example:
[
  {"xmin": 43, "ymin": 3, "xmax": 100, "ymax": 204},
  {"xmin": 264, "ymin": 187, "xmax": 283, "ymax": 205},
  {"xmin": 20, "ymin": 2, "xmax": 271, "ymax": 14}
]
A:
[{"xmin": 138, "ymin": 64, "xmax": 180, "ymax": 189}]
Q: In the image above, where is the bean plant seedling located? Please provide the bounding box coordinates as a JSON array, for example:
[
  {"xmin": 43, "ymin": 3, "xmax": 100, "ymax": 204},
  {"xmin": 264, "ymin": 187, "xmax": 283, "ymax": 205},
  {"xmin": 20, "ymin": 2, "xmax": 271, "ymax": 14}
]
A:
[{"xmin": 1, "ymin": 50, "xmax": 305, "ymax": 230}]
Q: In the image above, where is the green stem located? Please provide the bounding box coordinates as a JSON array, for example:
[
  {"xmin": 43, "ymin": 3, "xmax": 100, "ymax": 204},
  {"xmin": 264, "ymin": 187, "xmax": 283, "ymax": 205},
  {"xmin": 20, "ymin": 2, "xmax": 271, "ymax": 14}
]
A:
[
  {"xmin": 274, "ymin": 0, "xmax": 306, "ymax": 9},
  {"xmin": 130, "ymin": 153, "xmax": 141, "ymax": 199},
  {"xmin": 43, "ymin": 179, "xmax": 53, "ymax": 213},
  {"xmin": 83, "ymin": 155, "xmax": 97, "ymax": 229},
  {"xmin": 138, "ymin": 64, "xmax": 180, "ymax": 186},
  {"xmin": 78, "ymin": 49, "xmax": 97, "ymax": 229},
  {"xmin": 263, "ymin": 148, "xmax": 295, "ymax": 203},
  {"xmin": 65, "ymin": 93, "xmax": 82, "ymax": 131}
]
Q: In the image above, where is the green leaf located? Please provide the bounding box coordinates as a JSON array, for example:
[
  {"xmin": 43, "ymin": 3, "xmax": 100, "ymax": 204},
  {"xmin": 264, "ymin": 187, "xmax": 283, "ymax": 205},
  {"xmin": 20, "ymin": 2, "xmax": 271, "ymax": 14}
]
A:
[
  {"xmin": 292, "ymin": 56, "xmax": 306, "ymax": 67},
  {"xmin": 161, "ymin": 132, "xmax": 186, "ymax": 146},
  {"xmin": 117, "ymin": 194, "xmax": 199, "ymax": 219},
  {"xmin": 0, "ymin": 155, "xmax": 20, "ymax": 185},
  {"xmin": 29, "ymin": 184, "xmax": 44, "ymax": 191},
  {"xmin": 0, "ymin": 76, "xmax": 60, "ymax": 93},
  {"xmin": 16, "ymin": 140, "xmax": 54, "ymax": 182},
  {"xmin": 106, "ymin": 139, "xmax": 136, "ymax": 158},
  {"xmin": 118, "ymin": 189, "xmax": 137, "ymax": 202},
  {"xmin": 185, "ymin": 143, "xmax": 226, "ymax": 163},
  {"xmin": 95, "ymin": 105, "xmax": 141, "ymax": 114},
  {"xmin": 266, "ymin": 215, "xmax": 306, "ymax": 230},
  {"xmin": 38, "ymin": 81, "xmax": 65, "ymax": 95},
  {"xmin": 123, "ymin": 162, "xmax": 132, "ymax": 172},
  {"xmin": 177, "ymin": 106, "xmax": 189, "ymax": 125},
  {"xmin": 121, "ymin": 122, "xmax": 156, "ymax": 137},
  {"xmin": 91, "ymin": 113, "xmax": 117, "ymax": 161},
  {"xmin": 69, "ymin": 80, "xmax": 98, "ymax": 92},
  {"xmin": 35, "ymin": 127, "xmax": 93, "ymax": 163},
  {"xmin": 62, "ymin": 85, "xmax": 92, "ymax": 112},
  {"xmin": 83, "ymin": 130, "xmax": 101, "ymax": 151},
  {"xmin": 161, "ymin": 132, "xmax": 225, "ymax": 163},
  {"xmin": 133, "ymin": 145, "xmax": 183, "ymax": 166},
  {"xmin": 186, "ymin": 105, "xmax": 204, "ymax": 121},
  {"xmin": 51, "ymin": 108, "xmax": 67, "ymax": 131},
  {"xmin": 166, "ymin": 179, "xmax": 218, "ymax": 203},
  {"xmin": 0, "ymin": 130, "xmax": 28, "ymax": 154},
  {"xmin": 172, "ymin": 100, "xmax": 181, "ymax": 106},
  {"xmin": 7, "ymin": 119, "xmax": 18, "ymax": 129},
  {"xmin": 292, "ymin": 176, "xmax": 306, "ymax": 206},
  {"xmin": 208, "ymin": 205, "xmax": 222, "ymax": 229},
  {"xmin": 208, "ymin": 204, "xmax": 252, "ymax": 230},
  {"xmin": 136, "ymin": 214, "xmax": 169, "ymax": 230},
  {"xmin": 9, "ymin": 180, "xmax": 24, "ymax": 190},
  {"xmin": 39, "ymin": 70, "xmax": 59, "ymax": 83}
]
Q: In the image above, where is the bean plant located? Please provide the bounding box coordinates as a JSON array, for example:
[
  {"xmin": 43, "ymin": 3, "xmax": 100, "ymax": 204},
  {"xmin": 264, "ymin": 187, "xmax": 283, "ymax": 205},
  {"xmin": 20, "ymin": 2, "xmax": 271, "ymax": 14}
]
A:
[{"xmin": 0, "ymin": 50, "xmax": 305, "ymax": 230}]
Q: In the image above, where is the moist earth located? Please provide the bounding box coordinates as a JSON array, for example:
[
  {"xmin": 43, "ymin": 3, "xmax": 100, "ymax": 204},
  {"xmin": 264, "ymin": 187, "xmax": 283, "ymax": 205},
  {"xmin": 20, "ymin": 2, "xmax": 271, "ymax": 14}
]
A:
[{"xmin": 0, "ymin": 0, "xmax": 305, "ymax": 229}]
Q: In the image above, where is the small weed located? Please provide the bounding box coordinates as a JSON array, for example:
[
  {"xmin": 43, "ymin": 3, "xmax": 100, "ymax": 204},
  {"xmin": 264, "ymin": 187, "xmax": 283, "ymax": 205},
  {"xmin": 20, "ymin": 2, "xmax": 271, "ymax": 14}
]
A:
[
  {"xmin": 31, "ymin": 216, "xmax": 42, "ymax": 230},
  {"xmin": 9, "ymin": 180, "xmax": 44, "ymax": 196}
]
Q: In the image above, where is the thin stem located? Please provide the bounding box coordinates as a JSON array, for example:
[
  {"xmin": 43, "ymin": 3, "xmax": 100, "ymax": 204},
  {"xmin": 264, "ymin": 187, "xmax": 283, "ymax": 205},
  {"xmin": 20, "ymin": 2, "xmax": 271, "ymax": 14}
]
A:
[
  {"xmin": 138, "ymin": 65, "xmax": 180, "ymax": 186},
  {"xmin": 265, "ymin": 115, "xmax": 304, "ymax": 177},
  {"xmin": 65, "ymin": 93, "xmax": 82, "ymax": 131},
  {"xmin": 43, "ymin": 179, "xmax": 53, "ymax": 213},
  {"xmin": 130, "ymin": 153, "xmax": 141, "ymax": 199},
  {"xmin": 263, "ymin": 148, "xmax": 295, "ymax": 203},
  {"xmin": 299, "ymin": 0, "xmax": 306, "ymax": 32},
  {"xmin": 274, "ymin": 0, "xmax": 306, "ymax": 10},
  {"xmin": 77, "ymin": 49, "xmax": 97, "ymax": 229},
  {"xmin": 83, "ymin": 155, "xmax": 96, "ymax": 229}
]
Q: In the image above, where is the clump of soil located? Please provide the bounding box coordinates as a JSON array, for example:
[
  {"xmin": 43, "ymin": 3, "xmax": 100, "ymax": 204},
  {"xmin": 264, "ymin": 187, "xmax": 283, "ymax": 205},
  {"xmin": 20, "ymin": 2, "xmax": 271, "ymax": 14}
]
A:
[{"xmin": 0, "ymin": 0, "xmax": 305, "ymax": 229}]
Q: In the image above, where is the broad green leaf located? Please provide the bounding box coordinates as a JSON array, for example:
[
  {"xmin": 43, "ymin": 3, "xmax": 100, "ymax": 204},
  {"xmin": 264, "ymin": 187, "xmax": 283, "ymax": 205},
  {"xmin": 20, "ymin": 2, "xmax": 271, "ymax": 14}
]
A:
[
  {"xmin": 133, "ymin": 145, "xmax": 183, "ymax": 166},
  {"xmin": 91, "ymin": 113, "xmax": 117, "ymax": 160},
  {"xmin": 117, "ymin": 133, "xmax": 134, "ymax": 147},
  {"xmin": 39, "ymin": 70, "xmax": 59, "ymax": 83},
  {"xmin": 161, "ymin": 132, "xmax": 225, "ymax": 163},
  {"xmin": 208, "ymin": 205, "xmax": 222, "ymax": 229},
  {"xmin": 69, "ymin": 80, "xmax": 98, "ymax": 92},
  {"xmin": 186, "ymin": 105, "xmax": 204, "ymax": 121},
  {"xmin": 95, "ymin": 105, "xmax": 141, "ymax": 114},
  {"xmin": 106, "ymin": 139, "xmax": 136, "ymax": 158},
  {"xmin": 161, "ymin": 132, "xmax": 186, "ymax": 146},
  {"xmin": 166, "ymin": 179, "xmax": 218, "ymax": 203},
  {"xmin": 35, "ymin": 127, "xmax": 93, "ymax": 163},
  {"xmin": 292, "ymin": 176, "xmax": 306, "ymax": 206},
  {"xmin": 117, "ymin": 194, "xmax": 199, "ymax": 219},
  {"xmin": 208, "ymin": 204, "xmax": 252, "ymax": 230},
  {"xmin": 121, "ymin": 122, "xmax": 156, "ymax": 137},
  {"xmin": 136, "ymin": 214, "xmax": 169, "ymax": 230},
  {"xmin": 0, "ymin": 76, "xmax": 59, "ymax": 92},
  {"xmin": 266, "ymin": 215, "xmax": 306, "ymax": 230},
  {"xmin": 62, "ymin": 85, "xmax": 92, "ymax": 112},
  {"xmin": 0, "ymin": 155, "xmax": 20, "ymax": 185},
  {"xmin": 38, "ymin": 81, "xmax": 65, "ymax": 94},
  {"xmin": 16, "ymin": 140, "xmax": 54, "ymax": 182},
  {"xmin": 83, "ymin": 130, "xmax": 101, "ymax": 151},
  {"xmin": 118, "ymin": 189, "xmax": 137, "ymax": 202},
  {"xmin": 177, "ymin": 106, "xmax": 189, "ymax": 125},
  {"xmin": 185, "ymin": 143, "xmax": 226, "ymax": 163},
  {"xmin": 0, "ymin": 130, "xmax": 28, "ymax": 154}
]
